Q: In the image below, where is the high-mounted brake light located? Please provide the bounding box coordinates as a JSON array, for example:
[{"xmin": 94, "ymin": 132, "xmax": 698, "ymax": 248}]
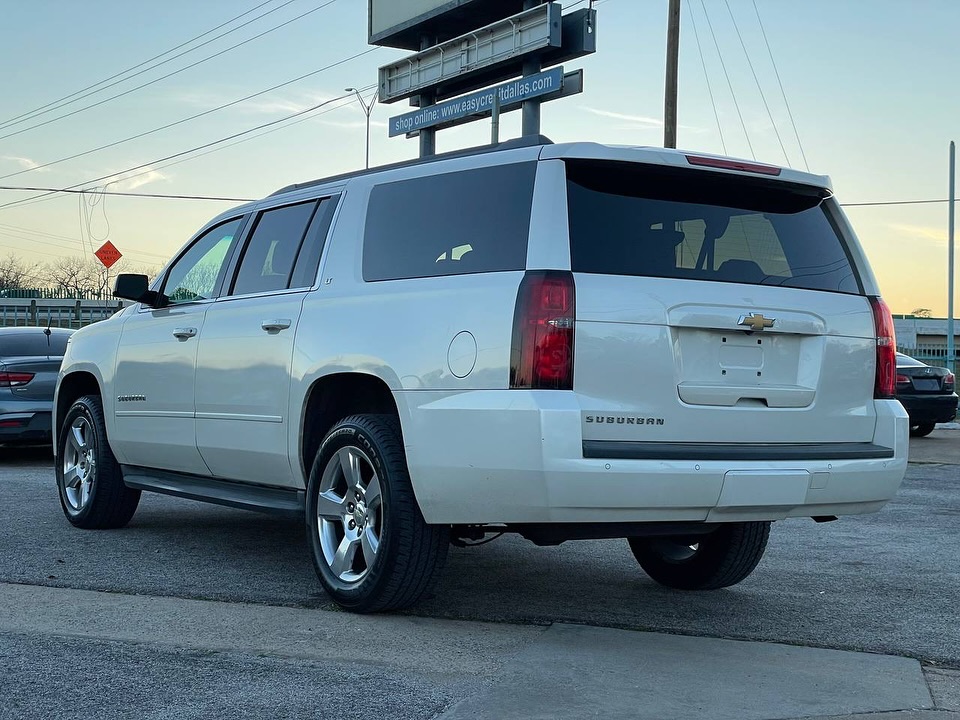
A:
[
  {"xmin": 510, "ymin": 271, "xmax": 575, "ymax": 390},
  {"xmin": 870, "ymin": 297, "xmax": 896, "ymax": 399},
  {"xmin": 685, "ymin": 154, "xmax": 782, "ymax": 176},
  {"xmin": 0, "ymin": 372, "xmax": 34, "ymax": 387}
]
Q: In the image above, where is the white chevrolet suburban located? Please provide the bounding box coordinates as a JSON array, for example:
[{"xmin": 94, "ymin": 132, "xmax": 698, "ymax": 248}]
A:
[{"xmin": 54, "ymin": 138, "xmax": 908, "ymax": 612}]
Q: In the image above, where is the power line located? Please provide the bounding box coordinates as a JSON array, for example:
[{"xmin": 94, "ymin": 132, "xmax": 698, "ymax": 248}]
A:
[
  {"xmin": 751, "ymin": 0, "xmax": 809, "ymax": 171},
  {"xmin": 0, "ymin": 0, "xmax": 341, "ymax": 142},
  {"xmin": 0, "ymin": 89, "xmax": 371, "ymax": 212},
  {"xmin": 698, "ymin": 0, "xmax": 755, "ymax": 159},
  {"xmin": 0, "ymin": 47, "xmax": 379, "ymax": 182},
  {"xmin": 685, "ymin": 0, "xmax": 727, "ymax": 155},
  {"xmin": 0, "ymin": 186, "xmax": 254, "ymax": 202},
  {"xmin": 840, "ymin": 199, "xmax": 954, "ymax": 208},
  {"xmin": 0, "ymin": 0, "xmax": 282, "ymax": 130},
  {"xmin": 723, "ymin": 0, "xmax": 790, "ymax": 166}
]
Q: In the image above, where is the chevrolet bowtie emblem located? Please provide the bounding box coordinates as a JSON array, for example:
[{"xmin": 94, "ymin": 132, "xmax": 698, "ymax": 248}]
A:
[{"xmin": 738, "ymin": 313, "xmax": 775, "ymax": 331}]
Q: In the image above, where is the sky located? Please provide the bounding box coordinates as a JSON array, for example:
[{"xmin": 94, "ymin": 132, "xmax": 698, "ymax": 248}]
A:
[{"xmin": 0, "ymin": 0, "xmax": 957, "ymax": 315}]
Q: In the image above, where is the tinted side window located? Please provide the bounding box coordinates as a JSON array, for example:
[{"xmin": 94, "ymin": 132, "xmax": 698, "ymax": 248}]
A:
[
  {"xmin": 163, "ymin": 218, "xmax": 244, "ymax": 305},
  {"xmin": 232, "ymin": 201, "xmax": 317, "ymax": 296},
  {"xmin": 290, "ymin": 196, "xmax": 339, "ymax": 289},
  {"xmin": 363, "ymin": 163, "xmax": 535, "ymax": 281},
  {"xmin": 566, "ymin": 160, "xmax": 860, "ymax": 294}
]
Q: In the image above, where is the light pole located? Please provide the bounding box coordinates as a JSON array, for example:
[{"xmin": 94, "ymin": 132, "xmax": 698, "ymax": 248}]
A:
[{"xmin": 345, "ymin": 87, "xmax": 378, "ymax": 169}]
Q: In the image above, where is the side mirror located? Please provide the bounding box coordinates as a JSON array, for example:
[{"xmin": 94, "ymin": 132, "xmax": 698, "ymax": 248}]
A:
[{"xmin": 113, "ymin": 274, "xmax": 162, "ymax": 307}]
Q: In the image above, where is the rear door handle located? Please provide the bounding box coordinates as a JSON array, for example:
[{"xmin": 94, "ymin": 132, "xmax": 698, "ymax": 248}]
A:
[
  {"xmin": 172, "ymin": 327, "xmax": 198, "ymax": 340},
  {"xmin": 261, "ymin": 319, "xmax": 292, "ymax": 333}
]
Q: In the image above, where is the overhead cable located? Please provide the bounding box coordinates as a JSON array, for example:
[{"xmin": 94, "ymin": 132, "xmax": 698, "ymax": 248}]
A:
[
  {"xmin": 0, "ymin": 0, "xmax": 341, "ymax": 141},
  {"xmin": 723, "ymin": 0, "xmax": 790, "ymax": 166},
  {"xmin": 698, "ymin": 0, "xmax": 754, "ymax": 159},
  {"xmin": 0, "ymin": 0, "xmax": 284, "ymax": 130},
  {"xmin": 0, "ymin": 47, "xmax": 380, "ymax": 182},
  {"xmin": 751, "ymin": 0, "xmax": 809, "ymax": 171},
  {"xmin": 0, "ymin": 88, "xmax": 371, "ymax": 212},
  {"xmin": 685, "ymin": 0, "xmax": 727, "ymax": 155}
]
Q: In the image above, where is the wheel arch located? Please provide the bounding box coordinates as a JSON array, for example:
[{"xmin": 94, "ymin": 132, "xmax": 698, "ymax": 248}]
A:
[
  {"xmin": 54, "ymin": 370, "xmax": 102, "ymax": 449},
  {"xmin": 299, "ymin": 371, "xmax": 407, "ymax": 482}
]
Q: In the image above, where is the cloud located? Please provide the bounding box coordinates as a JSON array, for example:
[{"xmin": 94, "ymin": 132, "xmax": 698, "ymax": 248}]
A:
[
  {"xmin": 581, "ymin": 106, "xmax": 664, "ymax": 128},
  {"xmin": 888, "ymin": 223, "xmax": 947, "ymax": 243},
  {"xmin": 579, "ymin": 107, "xmax": 707, "ymax": 134},
  {"xmin": 1, "ymin": 155, "xmax": 46, "ymax": 171},
  {"xmin": 319, "ymin": 118, "xmax": 390, "ymax": 130},
  {"xmin": 97, "ymin": 167, "xmax": 169, "ymax": 192},
  {"xmin": 177, "ymin": 90, "xmax": 338, "ymax": 116}
]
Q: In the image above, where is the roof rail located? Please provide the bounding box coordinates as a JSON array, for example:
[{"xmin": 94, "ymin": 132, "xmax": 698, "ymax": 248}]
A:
[{"xmin": 269, "ymin": 135, "xmax": 553, "ymax": 197}]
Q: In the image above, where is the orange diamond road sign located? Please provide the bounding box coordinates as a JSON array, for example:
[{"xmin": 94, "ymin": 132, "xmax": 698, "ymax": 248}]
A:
[{"xmin": 94, "ymin": 241, "xmax": 122, "ymax": 269}]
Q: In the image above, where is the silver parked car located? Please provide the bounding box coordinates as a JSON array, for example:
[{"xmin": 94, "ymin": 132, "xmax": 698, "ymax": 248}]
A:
[{"xmin": 0, "ymin": 327, "xmax": 73, "ymax": 444}]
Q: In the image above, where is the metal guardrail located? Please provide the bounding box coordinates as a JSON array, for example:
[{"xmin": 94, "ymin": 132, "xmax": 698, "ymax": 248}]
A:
[
  {"xmin": 0, "ymin": 299, "xmax": 126, "ymax": 329},
  {"xmin": 898, "ymin": 345, "xmax": 956, "ymax": 372}
]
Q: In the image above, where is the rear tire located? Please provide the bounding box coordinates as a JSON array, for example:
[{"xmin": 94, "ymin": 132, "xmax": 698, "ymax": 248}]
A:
[
  {"xmin": 628, "ymin": 521, "xmax": 770, "ymax": 590},
  {"xmin": 305, "ymin": 414, "xmax": 448, "ymax": 613},
  {"xmin": 56, "ymin": 394, "xmax": 140, "ymax": 529},
  {"xmin": 910, "ymin": 423, "xmax": 936, "ymax": 438}
]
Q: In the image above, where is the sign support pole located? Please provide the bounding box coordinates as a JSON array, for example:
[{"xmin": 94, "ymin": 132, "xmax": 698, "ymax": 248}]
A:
[
  {"xmin": 419, "ymin": 34, "xmax": 437, "ymax": 157},
  {"xmin": 521, "ymin": 0, "xmax": 543, "ymax": 136},
  {"xmin": 491, "ymin": 91, "xmax": 501, "ymax": 144}
]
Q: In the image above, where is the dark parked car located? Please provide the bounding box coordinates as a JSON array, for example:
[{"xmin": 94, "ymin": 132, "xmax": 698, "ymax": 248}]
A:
[
  {"xmin": 895, "ymin": 353, "xmax": 958, "ymax": 437},
  {"xmin": 0, "ymin": 327, "xmax": 73, "ymax": 444}
]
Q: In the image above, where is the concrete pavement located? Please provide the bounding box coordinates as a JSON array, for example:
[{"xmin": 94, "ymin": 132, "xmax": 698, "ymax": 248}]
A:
[
  {"xmin": 2, "ymin": 429, "xmax": 957, "ymax": 718},
  {"xmin": 1, "ymin": 583, "xmax": 956, "ymax": 720}
]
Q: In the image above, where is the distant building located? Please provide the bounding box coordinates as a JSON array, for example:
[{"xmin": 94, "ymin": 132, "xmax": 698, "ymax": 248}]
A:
[{"xmin": 893, "ymin": 315, "xmax": 958, "ymax": 368}]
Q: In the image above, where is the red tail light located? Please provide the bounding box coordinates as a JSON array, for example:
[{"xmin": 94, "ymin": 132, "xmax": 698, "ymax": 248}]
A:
[
  {"xmin": 895, "ymin": 374, "xmax": 910, "ymax": 385},
  {"xmin": 510, "ymin": 271, "xmax": 575, "ymax": 390},
  {"xmin": 0, "ymin": 372, "xmax": 34, "ymax": 387},
  {"xmin": 946, "ymin": 373, "xmax": 955, "ymax": 390},
  {"xmin": 870, "ymin": 297, "xmax": 896, "ymax": 399}
]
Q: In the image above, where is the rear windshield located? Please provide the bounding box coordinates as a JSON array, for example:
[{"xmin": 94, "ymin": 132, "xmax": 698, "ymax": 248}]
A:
[
  {"xmin": 0, "ymin": 331, "xmax": 68, "ymax": 357},
  {"xmin": 566, "ymin": 160, "xmax": 861, "ymax": 294}
]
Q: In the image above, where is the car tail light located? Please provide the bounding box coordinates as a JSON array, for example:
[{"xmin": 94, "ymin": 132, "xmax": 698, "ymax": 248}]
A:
[
  {"xmin": 870, "ymin": 297, "xmax": 896, "ymax": 399},
  {"xmin": 0, "ymin": 372, "xmax": 34, "ymax": 387},
  {"xmin": 895, "ymin": 374, "xmax": 910, "ymax": 385},
  {"xmin": 510, "ymin": 271, "xmax": 575, "ymax": 390},
  {"xmin": 946, "ymin": 372, "xmax": 955, "ymax": 390}
]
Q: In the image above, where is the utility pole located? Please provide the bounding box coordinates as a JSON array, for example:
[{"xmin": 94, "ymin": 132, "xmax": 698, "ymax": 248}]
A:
[
  {"xmin": 949, "ymin": 141, "xmax": 956, "ymax": 371},
  {"xmin": 664, "ymin": 0, "xmax": 681, "ymax": 148}
]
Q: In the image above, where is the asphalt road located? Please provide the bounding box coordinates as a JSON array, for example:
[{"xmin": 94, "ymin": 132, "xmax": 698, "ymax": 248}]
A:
[{"xmin": 1, "ymin": 443, "xmax": 958, "ymax": 667}]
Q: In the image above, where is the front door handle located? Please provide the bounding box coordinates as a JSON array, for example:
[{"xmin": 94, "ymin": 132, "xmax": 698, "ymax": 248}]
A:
[
  {"xmin": 172, "ymin": 327, "xmax": 198, "ymax": 340},
  {"xmin": 261, "ymin": 319, "xmax": 292, "ymax": 333}
]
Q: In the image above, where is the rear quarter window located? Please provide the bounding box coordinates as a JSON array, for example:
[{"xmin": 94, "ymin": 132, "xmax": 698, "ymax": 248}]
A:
[
  {"xmin": 566, "ymin": 160, "xmax": 861, "ymax": 294},
  {"xmin": 362, "ymin": 162, "xmax": 535, "ymax": 281}
]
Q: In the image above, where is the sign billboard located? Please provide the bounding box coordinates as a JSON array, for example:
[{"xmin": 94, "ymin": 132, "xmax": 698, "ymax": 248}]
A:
[
  {"xmin": 389, "ymin": 67, "xmax": 580, "ymax": 137},
  {"xmin": 379, "ymin": 3, "xmax": 561, "ymax": 104},
  {"xmin": 369, "ymin": 0, "xmax": 528, "ymax": 50}
]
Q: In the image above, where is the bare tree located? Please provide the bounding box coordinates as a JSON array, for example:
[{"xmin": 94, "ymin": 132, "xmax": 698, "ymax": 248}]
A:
[
  {"xmin": 42, "ymin": 257, "xmax": 112, "ymax": 298},
  {"xmin": 0, "ymin": 254, "xmax": 31, "ymax": 289}
]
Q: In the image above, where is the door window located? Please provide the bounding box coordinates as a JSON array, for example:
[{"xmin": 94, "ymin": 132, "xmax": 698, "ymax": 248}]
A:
[
  {"xmin": 231, "ymin": 201, "xmax": 317, "ymax": 296},
  {"xmin": 162, "ymin": 218, "xmax": 244, "ymax": 305}
]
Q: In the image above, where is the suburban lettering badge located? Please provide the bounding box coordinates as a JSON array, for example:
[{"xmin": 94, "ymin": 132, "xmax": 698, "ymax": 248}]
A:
[{"xmin": 585, "ymin": 415, "xmax": 665, "ymax": 425}]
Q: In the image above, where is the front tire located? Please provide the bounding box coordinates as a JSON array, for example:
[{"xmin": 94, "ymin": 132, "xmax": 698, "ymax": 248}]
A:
[
  {"xmin": 629, "ymin": 521, "xmax": 770, "ymax": 590},
  {"xmin": 56, "ymin": 394, "xmax": 140, "ymax": 529},
  {"xmin": 910, "ymin": 423, "xmax": 936, "ymax": 437},
  {"xmin": 306, "ymin": 414, "xmax": 448, "ymax": 613}
]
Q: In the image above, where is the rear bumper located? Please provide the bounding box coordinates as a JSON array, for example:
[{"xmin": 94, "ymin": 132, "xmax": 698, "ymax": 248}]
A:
[
  {"xmin": 897, "ymin": 393, "xmax": 958, "ymax": 425},
  {"xmin": 0, "ymin": 411, "xmax": 53, "ymax": 444},
  {"xmin": 401, "ymin": 391, "xmax": 909, "ymax": 525}
]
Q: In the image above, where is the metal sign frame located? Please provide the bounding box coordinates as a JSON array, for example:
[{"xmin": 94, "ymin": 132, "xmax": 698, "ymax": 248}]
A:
[{"xmin": 369, "ymin": 0, "xmax": 529, "ymax": 50}]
